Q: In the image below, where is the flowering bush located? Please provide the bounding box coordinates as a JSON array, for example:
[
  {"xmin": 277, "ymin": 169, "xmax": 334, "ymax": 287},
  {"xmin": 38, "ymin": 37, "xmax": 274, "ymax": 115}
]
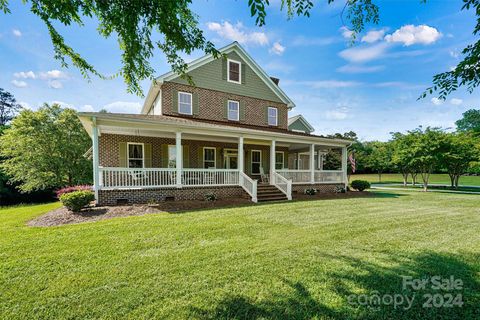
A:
[
  {"xmin": 56, "ymin": 185, "xmax": 92, "ymax": 198},
  {"xmin": 204, "ymin": 193, "xmax": 217, "ymax": 201},
  {"xmin": 304, "ymin": 188, "xmax": 317, "ymax": 196}
]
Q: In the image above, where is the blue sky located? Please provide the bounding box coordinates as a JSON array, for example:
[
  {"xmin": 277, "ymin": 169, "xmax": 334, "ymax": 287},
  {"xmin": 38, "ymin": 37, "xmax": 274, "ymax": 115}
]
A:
[{"xmin": 1, "ymin": 0, "xmax": 478, "ymax": 141}]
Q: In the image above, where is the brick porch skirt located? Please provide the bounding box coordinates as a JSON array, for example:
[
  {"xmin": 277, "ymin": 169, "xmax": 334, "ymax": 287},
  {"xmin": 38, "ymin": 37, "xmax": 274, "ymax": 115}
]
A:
[
  {"xmin": 291, "ymin": 183, "xmax": 345, "ymax": 194},
  {"xmin": 98, "ymin": 186, "xmax": 247, "ymax": 206}
]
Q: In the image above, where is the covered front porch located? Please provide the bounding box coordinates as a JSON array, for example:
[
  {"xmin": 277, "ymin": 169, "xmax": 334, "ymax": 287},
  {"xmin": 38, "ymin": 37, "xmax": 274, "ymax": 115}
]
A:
[{"xmin": 81, "ymin": 113, "xmax": 350, "ymax": 204}]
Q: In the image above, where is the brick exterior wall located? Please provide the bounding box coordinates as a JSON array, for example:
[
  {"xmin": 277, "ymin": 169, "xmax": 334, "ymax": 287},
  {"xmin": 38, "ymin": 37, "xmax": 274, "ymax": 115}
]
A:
[
  {"xmin": 99, "ymin": 186, "xmax": 246, "ymax": 206},
  {"xmin": 161, "ymin": 81, "xmax": 289, "ymax": 130}
]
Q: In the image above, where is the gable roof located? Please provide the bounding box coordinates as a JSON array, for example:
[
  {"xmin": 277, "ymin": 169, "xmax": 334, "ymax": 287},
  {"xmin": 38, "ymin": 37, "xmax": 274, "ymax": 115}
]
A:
[
  {"xmin": 288, "ymin": 114, "xmax": 315, "ymax": 133},
  {"xmin": 141, "ymin": 42, "xmax": 295, "ymax": 114}
]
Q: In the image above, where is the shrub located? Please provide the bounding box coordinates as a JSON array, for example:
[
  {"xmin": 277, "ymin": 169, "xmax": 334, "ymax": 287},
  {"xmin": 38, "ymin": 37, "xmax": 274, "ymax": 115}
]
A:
[
  {"xmin": 334, "ymin": 186, "xmax": 346, "ymax": 193},
  {"xmin": 204, "ymin": 193, "xmax": 217, "ymax": 201},
  {"xmin": 56, "ymin": 185, "xmax": 92, "ymax": 198},
  {"xmin": 351, "ymin": 180, "xmax": 371, "ymax": 191},
  {"xmin": 304, "ymin": 188, "xmax": 317, "ymax": 196},
  {"xmin": 60, "ymin": 190, "xmax": 95, "ymax": 212}
]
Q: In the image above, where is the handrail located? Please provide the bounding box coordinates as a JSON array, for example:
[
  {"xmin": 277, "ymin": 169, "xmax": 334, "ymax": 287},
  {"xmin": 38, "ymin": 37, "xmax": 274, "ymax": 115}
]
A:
[
  {"xmin": 239, "ymin": 171, "xmax": 257, "ymax": 203},
  {"xmin": 272, "ymin": 172, "xmax": 292, "ymax": 200}
]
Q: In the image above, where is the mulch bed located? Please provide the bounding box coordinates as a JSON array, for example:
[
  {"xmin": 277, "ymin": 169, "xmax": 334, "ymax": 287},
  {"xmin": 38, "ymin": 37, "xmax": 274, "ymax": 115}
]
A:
[{"xmin": 28, "ymin": 191, "xmax": 371, "ymax": 227}]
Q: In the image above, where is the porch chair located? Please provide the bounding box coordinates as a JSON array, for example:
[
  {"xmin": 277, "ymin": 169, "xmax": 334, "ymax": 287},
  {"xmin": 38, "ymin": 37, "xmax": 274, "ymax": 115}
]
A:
[{"xmin": 259, "ymin": 166, "xmax": 269, "ymax": 184}]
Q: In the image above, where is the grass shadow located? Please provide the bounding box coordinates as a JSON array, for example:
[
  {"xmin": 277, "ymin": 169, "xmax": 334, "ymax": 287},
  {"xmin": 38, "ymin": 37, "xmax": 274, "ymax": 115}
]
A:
[{"xmin": 190, "ymin": 251, "xmax": 480, "ymax": 319}]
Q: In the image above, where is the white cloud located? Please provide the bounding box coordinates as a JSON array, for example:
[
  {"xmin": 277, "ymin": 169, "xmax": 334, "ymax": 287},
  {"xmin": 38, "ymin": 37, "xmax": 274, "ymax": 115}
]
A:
[
  {"xmin": 39, "ymin": 69, "xmax": 68, "ymax": 80},
  {"xmin": 18, "ymin": 101, "xmax": 31, "ymax": 109},
  {"xmin": 449, "ymin": 50, "xmax": 459, "ymax": 58},
  {"xmin": 325, "ymin": 107, "xmax": 350, "ymax": 120},
  {"xmin": 385, "ymin": 25, "xmax": 442, "ymax": 46},
  {"xmin": 206, "ymin": 21, "xmax": 268, "ymax": 46},
  {"xmin": 291, "ymin": 36, "xmax": 336, "ymax": 46},
  {"xmin": 103, "ymin": 101, "xmax": 141, "ymax": 113},
  {"xmin": 12, "ymin": 29, "xmax": 22, "ymax": 37},
  {"xmin": 48, "ymin": 80, "xmax": 63, "ymax": 89},
  {"xmin": 450, "ymin": 98, "xmax": 463, "ymax": 105},
  {"xmin": 337, "ymin": 64, "xmax": 384, "ymax": 73},
  {"xmin": 80, "ymin": 104, "xmax": 95, "ymax": 112},
  {"xmin": 11, "ymin": 80, "xmax": 27, "ymax": 88},
  {"xmin": 361, "ymin": 29, "xmax": 386, "ymax": 43},
  {"xmin": 50, "ymin": 100, "xmax": 74, "ymax": 109},
  {"xmin": 270, "ymin": 42, "xmax": 285, "ymax": 55},
  {"xmin": 14, "ymin": 71, "xmax": 36, "ymax": 79},
  {"xmin": 431, "ymin": 97, "xmax": 443, "ymax": 106},
  {"xmin": 340, "ymin": 26, "xmax": 353, "ymax": 39},
  {"xmin": 264, "ymin": 60, "xmax": 295, "ymax": 74},
  {"xmin": 339, "ymin": 43, "xmax": 389, "ymax": 63}
]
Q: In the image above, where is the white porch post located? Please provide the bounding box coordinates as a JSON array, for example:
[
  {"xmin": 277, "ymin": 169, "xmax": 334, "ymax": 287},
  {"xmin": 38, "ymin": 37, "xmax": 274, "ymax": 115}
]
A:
[
  {"xmin": 238, "ymin": 136, "xmax": 244, "ymax": 184},
  {"xmin": 310, "ymin": 144, "xmax": 315, "ymax": 184},
  {"xmin": 342, "ymin": 146, "xmax": 348, "ymax": 189},
  {"xmin": 92, "ymin": 117, "xmax": 100, "ymax": 203},
  {"xmin": 270, "ymin": 140, "xmax": 276, "ymax": 183},
  {"xmin": 297, "ymin": 153, "xmax": 300, "ymax": 169},
  {"xmin": 176, "ymin": 132, "xmax": 182, "ymax": 188}
]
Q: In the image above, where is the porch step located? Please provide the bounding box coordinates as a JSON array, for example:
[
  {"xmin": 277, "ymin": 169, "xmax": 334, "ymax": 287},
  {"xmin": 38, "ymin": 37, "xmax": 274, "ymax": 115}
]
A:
[{"xmin": 256, "ymin": 184, "xmax": 288, "ymax": 202}]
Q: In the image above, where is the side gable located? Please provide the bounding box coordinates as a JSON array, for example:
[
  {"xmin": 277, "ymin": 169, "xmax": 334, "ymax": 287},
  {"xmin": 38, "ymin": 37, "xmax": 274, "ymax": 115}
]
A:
[{"xmin": 288, "ymin": 115, "xmax": 314, "ymax": 133}]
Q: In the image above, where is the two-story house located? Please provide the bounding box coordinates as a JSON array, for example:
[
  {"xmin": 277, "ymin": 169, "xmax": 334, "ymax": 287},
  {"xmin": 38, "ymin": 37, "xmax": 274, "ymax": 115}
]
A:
[{"xmin": 78, "ymin": 42, "xmax": 351, "ymax": 205}]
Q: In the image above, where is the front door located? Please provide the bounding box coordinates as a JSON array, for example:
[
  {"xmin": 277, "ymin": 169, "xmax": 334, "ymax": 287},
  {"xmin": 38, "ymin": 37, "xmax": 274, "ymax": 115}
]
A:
[{"xmin": 225, "ymin": 155, "xmax": 238, "ymax": 169}]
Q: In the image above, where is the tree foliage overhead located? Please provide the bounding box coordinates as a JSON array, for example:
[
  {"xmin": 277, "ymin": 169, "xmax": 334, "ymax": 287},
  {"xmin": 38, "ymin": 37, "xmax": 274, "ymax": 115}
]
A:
[
  {"xmin": 0, "ymin": 88, "xmax": 21, "ymax": 126},
  {"xmin": 456, "ymin": 109, "xmax": 480, "ymax": 134},
  {"xmin": 0, "ymin": 104, "xmax": 92, "ymax": 192}
]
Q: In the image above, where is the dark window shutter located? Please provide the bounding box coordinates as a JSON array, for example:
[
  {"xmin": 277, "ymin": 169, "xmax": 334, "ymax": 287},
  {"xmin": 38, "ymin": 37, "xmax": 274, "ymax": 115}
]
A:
[
  {"xmin": 222, "ymin": 58, "xmax": 227, "ymax": 80},
  {"xmin": 216, "ymin": 147, "xmax": 222, "ymax": 169},
  {"xmin": 161, "ymin": 144, "xmax": 168, "ymax": 168},
  {"xmin": 172, "ymin": 90, "xmax": 178, "ymax": 113},
  {"xmin": 183, "ymin": 145, "xmax": 189, "ymax": 168},
  {"xmin": 223, "ymin": 98, "xmax": 228, "ymax": 119},
  {"xmin": 265, "ymin": 106, "xmax": 269, "ymax": 124},
  {"xmin": 144, "ymin": 143, "xmax": 152, "ymax": 168},
  {"xmin": 192, "ymin": 92, "xmax": 199, "ymax": 115},
  {"xmin": 241, "ymin": 63, "xmax": 246, "ymax": 85},
  {"xmin": 239, "ymin": 101, "xmax": 246, "ymax": 121}
]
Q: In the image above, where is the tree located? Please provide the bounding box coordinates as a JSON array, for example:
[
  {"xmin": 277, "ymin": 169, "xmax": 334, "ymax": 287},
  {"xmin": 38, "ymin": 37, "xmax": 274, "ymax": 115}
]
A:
[
  {"xmin": 364, "ymin": 141, "xmax": 392, "ymax": 182},
  {"xmin": 0, "ymin": 104, "xmax": 92, "ymax": 192},
  {"xmin": 408, "ymin": 127, "xmax": 447, "ymax": 192},
  {"xmin": 456, "ymin": 109, "xmax": 480, "ymax": 134},
  {"xmin": 442, "ymin": 133, "xmax": 479, "ymax": 188},
  {"xmin": 0, "ymin": 88, "xmax": 21, "ymax": 126},
  {"xmin": 391, "ymin": 132, "xmax": 417, "ymax": 187}
]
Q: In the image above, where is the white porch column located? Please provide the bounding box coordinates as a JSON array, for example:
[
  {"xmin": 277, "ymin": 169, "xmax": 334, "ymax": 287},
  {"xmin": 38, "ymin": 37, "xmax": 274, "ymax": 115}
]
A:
[
  {"xmin": 270, "ymin": 140, "xmax": 276, "ymax": 183},
  {"xmin": 310, "ymin": 144, "xmax": 315, "ymax": 184},
  {"xmin": 92, "ymin": 117, "xmax": 100, "ymax": 203},
  {"xmin": 342, "ymin": 146, "xmax": 348, "ymax": 189},
  {"xmin": 238, "ymin": 136, "xmax": 244, "ymax": 185},
  {"xmin": 297, "ymin": 153, "xmax": 300, "ymax": 169},
  {"xmin": 176, "ymin": 132, "xmax": 182, "ymax": 188}
]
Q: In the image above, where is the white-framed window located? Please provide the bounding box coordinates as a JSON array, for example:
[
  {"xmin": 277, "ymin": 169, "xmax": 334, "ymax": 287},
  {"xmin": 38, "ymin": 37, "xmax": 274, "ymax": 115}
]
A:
[
  {"xmin": 178, "ymin": 91, "xmax": 192, "ymax": 115},
  {"xmin": 168, "ymin": 145, "xmax": 176, "ymax": 168},
  {"xmin": 251, "ymin": 150, "xmax": 261, "ymax": 175},
  {"xmin": 203, "ymin": 147, "xmax": 216, "ymax": 168},
  {"xmin": 127, "ymin": 143, "xmax": 144, "ymax": 168},
  {"xmin": 228, "ymin": 100, "xmax": 239, "ymax": 121},
  {"xmin": 227, "ymin": 59, "xmax": 241, "ymax": 84},
  {"xmin": 268, "ymin": 107, "xmax": 278, "ymax": 126},
  {"xmin": 275, "ymin": 151, "xmax": 284, "ymax": 170}
]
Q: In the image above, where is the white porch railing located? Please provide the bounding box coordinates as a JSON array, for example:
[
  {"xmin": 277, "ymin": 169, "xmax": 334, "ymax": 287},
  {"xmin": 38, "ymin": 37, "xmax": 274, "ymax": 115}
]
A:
[
  {"xmin": 276, "ymin": 169, "xmax": 344, "ymax": 184},
  {"xmin": 100, "ymin": 167, "xmax": 177, "ymax": 189},
  {"xmin": 272, "ymin": 172, "xmax": 292, "ymax": 200},
  {"xmin": 182, "ymin": 169, "xmax": 239, "ymax": 186},
  {"xmin": 239, "ymin": 171, "xmax": 257, "ymax": 203}
]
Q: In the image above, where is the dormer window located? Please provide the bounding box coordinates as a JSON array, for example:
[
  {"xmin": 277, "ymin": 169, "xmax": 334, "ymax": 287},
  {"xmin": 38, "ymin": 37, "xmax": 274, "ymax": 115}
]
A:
[
  {"xmin": 227, "ymin": 59, "xmax": 241, "ymax": 84},
  {"xmin": 268, "ymin": 107, "xmax": 278, "ymax": 126},
  {"xmin": 178, "ymin": 92, "xmax": 192, "ymax": 115}
]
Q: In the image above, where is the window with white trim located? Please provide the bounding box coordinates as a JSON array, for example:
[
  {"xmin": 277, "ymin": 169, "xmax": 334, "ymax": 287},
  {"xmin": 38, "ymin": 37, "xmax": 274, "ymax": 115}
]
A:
[
  {"xmin": 178, "ymin": 92, "xmax": 192, "ymax": 115},
  {"xmin": 275, "ymin": 151, "xmax": 284, "ymax": 170},
  {"xmin": 228, "ymin": 100, "xmax": 239, "ymax": 121},
  {"xmin": 227, "ymin": 59, "xmax": 241, "ymax": 83},
  {"xmin": 268, "ymin": 107, "xmax": 278, "ymax": 126},
  {"xmin": 251, "ymin": 150, "xmax": 261, "ymax": 174},
  {"xmin": 128, "ymin": 143, "xmax": 144, "ymax": 168},
  {"xmin": 203, "ymin": 147, "xmax": 216, "ymax": 168},
  {"xmin": 168, "ymin": 145, "xmax": 176, "ymax": 168}
]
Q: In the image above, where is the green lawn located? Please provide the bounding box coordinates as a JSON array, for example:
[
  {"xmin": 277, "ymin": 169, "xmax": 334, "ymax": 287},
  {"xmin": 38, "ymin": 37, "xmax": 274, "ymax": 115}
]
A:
[
  {"xmin": 1, "ymin": 192, "xmax": 479, "ymax": 319},
  {"xmin": 350, "ymin": 173, "xmax": 480, "ymax": 186}
]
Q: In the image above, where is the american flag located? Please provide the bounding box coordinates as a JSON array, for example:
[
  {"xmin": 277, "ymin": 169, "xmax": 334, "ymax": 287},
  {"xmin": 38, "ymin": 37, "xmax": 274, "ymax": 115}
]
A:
[{"xmin": 349, "ymin": 152, "xmax": 356, "ymax": 173}]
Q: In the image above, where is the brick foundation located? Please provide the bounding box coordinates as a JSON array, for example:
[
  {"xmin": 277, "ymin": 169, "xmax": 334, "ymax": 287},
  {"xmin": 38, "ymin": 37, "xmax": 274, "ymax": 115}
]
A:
[
  {"xmin": 98, "ymin": 186, "xmax": 247, "ymax": 206},
  {"xmin": 292, "ymin": 183, "xmax": 345, "ymax": 194}
]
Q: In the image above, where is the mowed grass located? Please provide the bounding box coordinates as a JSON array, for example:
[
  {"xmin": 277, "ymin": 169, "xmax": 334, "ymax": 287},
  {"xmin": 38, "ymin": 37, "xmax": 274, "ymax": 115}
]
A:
[
  {"xmin": 351, "ymin": 173, "xmax": 480, "ymax": 186},
  {"xmin": 1, "ymin": 192, "xmax": 480, "ymax": 319}
]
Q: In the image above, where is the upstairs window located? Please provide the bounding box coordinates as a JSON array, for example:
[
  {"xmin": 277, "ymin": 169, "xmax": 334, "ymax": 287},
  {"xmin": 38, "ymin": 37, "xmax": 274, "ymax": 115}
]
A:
[
  {"xmin": 128, "ymin": 143, "xmax": 144, "ymax": 168},
  {"xmin": 228, "ymin": 59, "xmax": 241, "ymax": 83},
  {"xmin": 268, "ymin": 107, "xmax": 278, "ymax": 126},
  {"xmin": 178, "ymin": 92, "xmax": 192, "ymax": 115},
  {"xmin": 228, "ymin": 100, "xmax": 239, "ymax": 121}
]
